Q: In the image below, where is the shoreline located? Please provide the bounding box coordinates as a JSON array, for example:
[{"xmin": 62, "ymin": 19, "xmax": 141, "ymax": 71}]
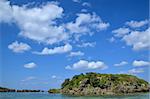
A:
[
  {"xmin": 0, "ymin": 92, "xmax": 149, "ymax": 96},
  {"xmin": 61, "ymin": 92, "xmax": 150, "ymax": 97}
]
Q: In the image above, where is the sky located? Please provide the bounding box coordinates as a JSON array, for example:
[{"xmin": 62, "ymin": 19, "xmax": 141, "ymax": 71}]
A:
[{"xmin": 0, "ymin": 0, "xmax": 149, "ymax": 90}]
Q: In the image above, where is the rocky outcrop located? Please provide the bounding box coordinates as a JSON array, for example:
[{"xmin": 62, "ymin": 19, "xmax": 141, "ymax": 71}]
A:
[{"xmin": 61, "ymin": 72, "xmax": 150, "ymax": 96}]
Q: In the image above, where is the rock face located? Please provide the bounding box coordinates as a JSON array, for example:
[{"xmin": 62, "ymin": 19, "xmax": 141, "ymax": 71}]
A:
[{"xmin": 61, "ymin": 72, "xmax": 150, "ymax": 96}]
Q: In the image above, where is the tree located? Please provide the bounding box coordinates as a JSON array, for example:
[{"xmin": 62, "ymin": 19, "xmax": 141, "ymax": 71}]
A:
[{"xmin": 61, "ymin": 78, "xmax": 70, "ymax": 88}]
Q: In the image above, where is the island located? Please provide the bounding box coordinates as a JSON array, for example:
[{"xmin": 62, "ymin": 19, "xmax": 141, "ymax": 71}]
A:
[
  {"xmin": 16, "ymin": 90, "xmax": 44, "ymax": 92},
  {"xmin": 0, "ymin": 87, "xmax": 44, "ymax": 92},
  {"xmin": 59, "ymin": 72, "xmax": 149, "ymax": 96},
  {"xmin": 0, "ymin": 87, "xmax": 15, "ymax": 92},
  {"xmin": 48, "ymin": 89, "xmax": 60, "ymax": 93}
]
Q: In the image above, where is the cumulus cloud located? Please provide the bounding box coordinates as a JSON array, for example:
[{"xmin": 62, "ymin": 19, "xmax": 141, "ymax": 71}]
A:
[
  {"xmin": 77, "ymin": 42, "xmax": 96, "ymax": 47},
  {"xmin": 24, "ymin": 62, "xmax": 37, "ymax": 69},
  {"xmin": 66, "ymin": 13, "xmax": 109, "ymax": 35},
  {"xmin": 123, "ymin": 28, "xmax": 150, "ymax": 51},
  {"xmin": 112, "ymin": 28, "xmax": 130, "ymax": 37},
  {"xmin": 114, "ymin": 61, "xmax": 128, "ymax": 66},
  {"xmin": 33, "ymin": 44, "xmax": 72, "ymax": 55},
  {"xmin": 69, "ymin": 51, "xmax": 84, "ymax": 57},
  {"xmin": 132, "ymin": 60, "xmax": 150, "ymax": 67},
  {"xmin": 15, "ymin": 2, "xmax": 69, "ymax": 45},
  {"xmin": 125, "ymin": 20, "xmax": 149, "ymax": 28},
  {"xmin": 0, "ymin": 0, "xmax": 13, "ymax": 23},
  {"xmin": 8, "ymin": 41, "xmax": 31, "ymax": 53},
  {"xmin": 0, "ymin": 0, "xmax": 110, "ymax": 45},
  {"xmin": 112, "ymin": 19, "xmax": 150, "ymax": 51},
  {"xmin": 128, "ymin": 68, "xmax": 144, "ymax": 74},
  {"xmin": 0, "ymin": 0, "xmax": 69, "ymax": 45},
  {"xmin": 65, "ymin": 60, "xmax": 108, "ymax": 70}
]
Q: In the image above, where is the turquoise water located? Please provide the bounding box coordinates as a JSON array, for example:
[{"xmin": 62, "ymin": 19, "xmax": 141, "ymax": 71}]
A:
[{"xmin": 0, "ymin": 92, "xmax": 149, "ymax": 99}]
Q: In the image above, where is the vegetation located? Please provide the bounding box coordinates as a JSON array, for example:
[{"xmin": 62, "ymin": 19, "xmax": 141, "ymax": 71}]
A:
[
  {"xmin": 61, "ymin": 72, "xmax": 149, "ymax": 96},
  {"xmin": 48, "ymin": 89, "xmax": 60, "ymax": 93}
]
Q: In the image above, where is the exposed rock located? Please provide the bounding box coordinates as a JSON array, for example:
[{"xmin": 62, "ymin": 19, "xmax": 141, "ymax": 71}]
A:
[{"xmin": 61, "ymin": 72, "xmax": 150, "ymax": 96}]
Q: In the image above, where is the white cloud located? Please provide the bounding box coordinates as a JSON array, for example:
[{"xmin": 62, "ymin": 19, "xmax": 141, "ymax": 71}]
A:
[
  {"xmin": 51, "ymin": 75, "xmax": 57, "ymax": 79},
  {"xmin": 77, "ymin": 42, "xmax": 96, "ymax": 47},
  {"xmin": 123, "ymin": 28, "xmax": 150, "ymax": 51},
  {"xmin": 69, "ymin": 51, "xmax": 84, "ymax": 57},
  {"xmin": 24, "ymin": 62, "xmax": 37, "ymax": 69},
  {"xmin": 72, "ymin": 0, "xmax": 81, "ymax": 3},
  {"xmin": 34, "ymin": 44, "xmax": 72, "ymax": 55},
  {"xmin": 125, "ymin": 20, "xmax": 149, "ymax": 28},
  {"xmin": 65, "ymin": 60, "xmax": 108, "ymax": 70},
  {"xmin": 66, "ymin": 13, "xmax": 109, "ymax": 35},
  {"xmin": 8, "ymin": 41, "xmax": 31, "ymax": 53},
  {"xmin": 112, "ymin": 19, "xmax": 150, "ymax": 51},
  {"xmin": 0, "ymin": 0, "xmax": 110, "ymax": 45},
  {"xmin": 128, "ymin": 68, "xmax": 144, "ymax": 74},
  {"xmin": 132, "ymin": 60, "xmax": 150, "ymax": 67},
  {"xmin": 112, "ymin": 28, "xmax": 130, "ymax": 37},
  {"xmin": 114, "ymin": 61, "xmax": 128, "ymax": 66},
  {"xmin": 81, "ymin": 9, "xmax": 88, "ymax": 12},
  {"xmin": 21, "ymin": 76, "xmax": 36, "ymax": 82},
  {"xmin": 0, "ymin": 0, "xmax": 69, "ymax": 45},
  {"xmin": 0, "ymin": 0, "xmax": 13, "ymax": 23},
  {"xmin": 14, "ymin": 2, "xmax": 68, "ymax": 45},
  {"xmin": 82, "ymin": 2, "xmax": 91, "ymax": 7},
  {"xmin": 118, "ymin": 68, "xmax": 144, "ymax": 74},
  {"xmin": 108, "ymin": 37, "xmax": 115, "ymax": 43}
]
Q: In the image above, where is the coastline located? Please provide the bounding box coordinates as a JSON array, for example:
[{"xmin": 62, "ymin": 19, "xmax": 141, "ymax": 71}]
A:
[
  {"xmin": 0, "ymin": 87, "xmax": 44, "ymax": 93},
  {"xmin": 61, "ymin": 92, "xmax": 150, "ymax": 97}
]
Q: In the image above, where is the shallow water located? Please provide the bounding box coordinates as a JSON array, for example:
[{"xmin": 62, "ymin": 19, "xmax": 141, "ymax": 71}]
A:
[{"xmin": 0, "ymin": 92, "xmax": 149, "ymax": 99}]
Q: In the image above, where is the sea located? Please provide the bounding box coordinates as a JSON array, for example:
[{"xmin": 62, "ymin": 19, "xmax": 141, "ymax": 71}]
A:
[{"xmin": 0, "ymin": 92, "xmax": 149, "ymax": 99}]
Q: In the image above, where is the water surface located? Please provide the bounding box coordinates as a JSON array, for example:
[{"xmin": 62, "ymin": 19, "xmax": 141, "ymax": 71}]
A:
[{"xmin": 0, "ymin": 92, "xmax": 149, "ymax": 99}]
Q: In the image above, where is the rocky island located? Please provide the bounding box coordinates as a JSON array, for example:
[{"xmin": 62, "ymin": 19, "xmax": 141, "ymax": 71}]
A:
[
  {"xmin": 0, "ymin": 87, "xmax": 16, "ymax": 92},
  {"xmin": 0, "ymin": 87, "xmax": 44, "ymax": 92},
  {"xmin": 60, "ymin": 72, "xmax": 149, "ymax": 96}
]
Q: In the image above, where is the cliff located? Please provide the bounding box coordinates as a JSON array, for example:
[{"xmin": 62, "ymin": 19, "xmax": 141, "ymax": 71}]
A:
[{"xmin": 61, "ymin": 72, "xmax": 149, "ymax": 96}]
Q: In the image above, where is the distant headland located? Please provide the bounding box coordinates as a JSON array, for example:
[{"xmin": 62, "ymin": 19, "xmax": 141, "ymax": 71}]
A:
[
  {"xmin": 0, "ymin": 87, "xmax": 44, "ymax": 92},
  {"xmin": 49, "ymin": 72, "xmax": 150, "ymax": 96}
]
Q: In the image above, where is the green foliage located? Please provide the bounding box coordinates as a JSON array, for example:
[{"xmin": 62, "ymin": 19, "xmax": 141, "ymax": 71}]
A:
[
  {"xmin": 61, "ymin": 72, "xmax": 149, "ymax": 90},
  {"xmin": 61, "ymin": 78, "xmax": 70, "ymax": 88},
  {"xmin": 48, "ymin": 89, "xmax": 60, "ymax": 93}
]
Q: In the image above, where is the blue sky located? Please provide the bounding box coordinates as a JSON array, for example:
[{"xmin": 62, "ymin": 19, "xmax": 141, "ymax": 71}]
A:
[{"xmin": 0, "ymin": 0, "xmax": 149, "ymax": 90}]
